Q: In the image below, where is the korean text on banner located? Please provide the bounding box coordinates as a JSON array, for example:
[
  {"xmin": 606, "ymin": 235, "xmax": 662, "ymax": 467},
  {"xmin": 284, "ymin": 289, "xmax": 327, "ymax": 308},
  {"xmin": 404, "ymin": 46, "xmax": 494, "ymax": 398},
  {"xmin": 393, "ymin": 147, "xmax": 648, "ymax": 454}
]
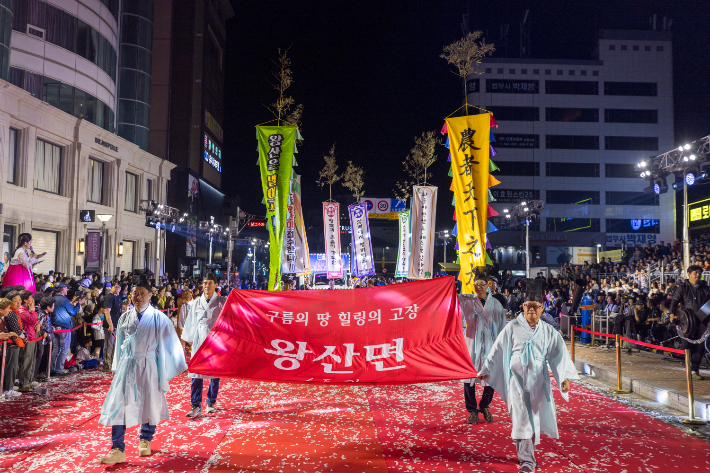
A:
[
  {"xmin": 257, "ymin": 125, "xmax": 297, "ymax": 290},
  {"xmin": 188, "ymin": 277, "xmax": 476, "ymax": 384},
  {"xmin": 395, "ymin": 210, "xmax": 411, "ymax": 278},
  {"xmin": 282, "ymin": 193, "xmax": 297, "ymax": 274},
  {"xmin": 446, "ymin": 115, "xmax": 490, "ymax": 293},
  {"xmin": 292, "ymin": 175, "xmax": 311, "ymax": 275},
  {"xmin": 409, "ymin": 186, "xmax": 438, "ymax": 279},
  {"xmin": 323, "ymin": 202, "xmax": 343, "ymax": 278},
  {"xmin": 348, "ymin": 202, "xmax": 375, "ymax": 277}
]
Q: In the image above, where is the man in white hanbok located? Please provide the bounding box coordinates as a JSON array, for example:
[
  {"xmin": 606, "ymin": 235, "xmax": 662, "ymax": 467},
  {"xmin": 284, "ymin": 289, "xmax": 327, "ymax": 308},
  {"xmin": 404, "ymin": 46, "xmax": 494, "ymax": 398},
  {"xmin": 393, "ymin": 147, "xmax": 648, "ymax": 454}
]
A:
[
  {"xmin": 181, "ymin": 273, "xmax": 227, "ymax": 417},
  {"xmin": 460, "ymin": 275, "xmax": 506, "ymax": 424},
  {"xmin": 99, "ymin": 271, "xmax": 187, "ymax": 465},
  {"xmin": 478, "ymin": 292, "xmax": 579, "ymax": 473}
]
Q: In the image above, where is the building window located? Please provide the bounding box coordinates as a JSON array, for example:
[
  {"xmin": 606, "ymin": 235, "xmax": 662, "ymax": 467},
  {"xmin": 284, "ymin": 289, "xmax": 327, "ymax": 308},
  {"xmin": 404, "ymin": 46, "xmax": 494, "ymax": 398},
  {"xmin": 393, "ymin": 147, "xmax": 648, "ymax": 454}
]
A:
[
  {"xmin": 546, "ymin": 162, "xmax": 599, "ymax": 177},
  {"xmin": 645, "ymin": 45, "xmax": 651, "ymax": 51},
  {"xmin": 7, "ymin": 128, "xmax": 17, "ymax": 184},
  {"xmin": 556, "ymin": 69, "xmax": 563, "ymax": 75},
  {"xmin": 545, "ymin": 80, "xmax": 599, "ymax": 95},
  {"xmin": 568, "ymin": 70, "xmax": 575, "ymax": 75},
  {"xmin": 545, "ymin": 69, "xmax": 551, "ymax": 75},
  {"xmin": 657, "ymin": 46, "xmax": 664, "ymax": 51},
  {"xmin": 581, "ymin": 70, "xmax": 587, "ymax": 76},
  {"xmin": 533, "ymin": 69, "xmax": 539, "ymax": 74},
  {"xmin": 34, "ymin": 139, "xmax": 62, "ymax": 194},
  {"xmin": 487, "ymin": 106, "xmax": 539, "ymax": 121},
  {"xmin": 124, "ymin": 172, "xmax": 137, "ymax": 212},
  {"xmin": 485, "ymin": 68, "xmax": 492, "ymax": 73},
  {"xmin": 621, "ymin": 45, "xmax": 627, "ymax": 51},
  {"xmin": 605, "ymin": 163, "xmax": 639, "ymax": 178},
  {"xmin": 87, "ymin": 158, "xmax": 104, "ymax": 204},
  {"xmin": 509, "ymin": 68, "xmax": 515, "ymax": 74},
  {"xmin": 633, "ymin": 45, "xmax": 639, "ymax": 51},
  {"xmin": 604, "ymin": 82, "xmax": 657, "ymax": 96},
  {"xmin": 497, "ymin": 68, "xmax": 503, "ymax": 74},
  {"xmin": 606, "ymin": 219, "xmax": 660, "ymax": 233},
  {"xmin": 593, "ymin": 71, "xmax": 599, "ymax": 76},
  {"xmin": 546, "ymin": 135, "xmax": 599, "ymax": 150},
  {"xmin": 606, "ymin": 191, "xmax": 659, "ymax": 206},
  {"xmin": 146, "ymin": 178, "xmax": 153, "ymax": 201},
  {"xmin": 604, "ymin": 136, "xmax": 658, "ymax": 151},
  {"xmin": 546, "ymin": 218, "xmax": 600, "ymax": 232},
  {"xmin": 609, "ymin": 45, "xmax": 615, "ymax": 50},
  {"xmin": 604, "ymin": 109, "xmax": 658, "ymax": 124},
  {"xmin": 546, "ymin": 190, "xmax": 600, "ymax": 205},
  {"xmin": 494, "ymin": 161, "xmax": 540, "ymax": 176},
  {"xmin": 545, "ymin": 108, "xmax": 599, "ymax": 122},
  {"xmin": 521, "ymin": 69, "xmax": 527, "ymax": 74}
]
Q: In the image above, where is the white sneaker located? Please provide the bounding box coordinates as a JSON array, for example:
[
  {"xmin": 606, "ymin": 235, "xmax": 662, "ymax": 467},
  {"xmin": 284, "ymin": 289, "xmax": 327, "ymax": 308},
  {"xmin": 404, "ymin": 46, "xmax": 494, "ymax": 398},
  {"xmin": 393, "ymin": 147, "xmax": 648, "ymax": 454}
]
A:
[
  {"xmin": 4, "ymin": 390, "xmax": 21, "ymax": 398},
  {"xmin": 186, "ymin": 406, "xmax": 201, "ymax": 417},
  {"xmin": 205, "ymin": 404, "xmax": 217, "ymax": 414},
  {"xmin": 31, "ymin": 381, "xmax": 40, "ymax": 388}
]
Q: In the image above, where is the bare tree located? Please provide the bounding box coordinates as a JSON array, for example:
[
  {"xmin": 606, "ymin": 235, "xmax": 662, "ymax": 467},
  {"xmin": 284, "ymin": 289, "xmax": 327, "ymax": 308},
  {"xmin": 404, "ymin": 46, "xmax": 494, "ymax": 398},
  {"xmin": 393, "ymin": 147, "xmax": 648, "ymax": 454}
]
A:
[
  {"xmin": 440, "ymin": 31, "xmax": 495, "ymax": 100},
  {"xmin": 316, "ymin": 144, "xmax": 341, "ymax": 201},
  {"xmin": 393, "ymin": 131, "xmax": 441, "ymax": 200},
  {"xmin": 265, "ymin": 48, "xmax": 303, "ymax": 133},
  {"xmin": 342, "ymin": 161, "xmax": 365, "ymax": 203}
]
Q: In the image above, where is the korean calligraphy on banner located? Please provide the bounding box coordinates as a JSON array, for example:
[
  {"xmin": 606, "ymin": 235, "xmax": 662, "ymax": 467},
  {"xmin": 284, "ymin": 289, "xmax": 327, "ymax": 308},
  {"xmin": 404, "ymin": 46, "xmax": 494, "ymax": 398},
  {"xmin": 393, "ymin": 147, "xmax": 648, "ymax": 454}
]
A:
[
  {"xmin": 187, "ymin": 277, "xmax": 476, "ymax": 384},
  {"xmin": 396, "ymin": 210, "xmax": 411, "ymax": 278},
  {"xmin": 257, "ymin": 125, "xmax": 297, "ymax": 290},
  {"xmin": 348, "ymin": 202, "xmax": 375, "ymax": 277},
  {"xmin": 282, "ymin": 175, "xmax": 311, "ymax": 275},
  {"xmin": 409, "ymin": 186, "xmax": 437, "ymax": 279},
  {"xmin": 323, "ymin": 202, "xmax": 343, "ymax": 278},
  {"xmin": 446, "ymin": 114, "xmax": 490, "ymax": 293}
]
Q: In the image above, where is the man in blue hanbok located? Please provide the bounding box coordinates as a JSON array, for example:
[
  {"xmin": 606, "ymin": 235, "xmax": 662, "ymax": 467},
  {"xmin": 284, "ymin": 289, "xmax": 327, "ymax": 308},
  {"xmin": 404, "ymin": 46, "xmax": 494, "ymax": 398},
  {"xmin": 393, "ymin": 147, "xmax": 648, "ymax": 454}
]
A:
[
  {"xmin": 99, "ymin": 270, "xmax": 187, "ymax": 464},
  {"xmin": 478, "ymin": 292, "xmax": 578, "ymax": 473},
  {"xmin": 459, "ymin": 275, "xmax": 506, "ymax": 423}
]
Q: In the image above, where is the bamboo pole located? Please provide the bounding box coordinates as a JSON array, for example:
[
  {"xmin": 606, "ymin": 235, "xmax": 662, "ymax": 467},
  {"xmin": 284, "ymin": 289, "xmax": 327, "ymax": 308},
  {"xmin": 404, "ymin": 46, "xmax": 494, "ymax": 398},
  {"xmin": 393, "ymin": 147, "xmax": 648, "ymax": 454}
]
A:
[
  {"xmin": 681, "ymin": 348, "xmax": 706, "ymax": 424},
  {"xmin": 610, "ymin": 334, "xmax": 631, "ymax": 394}
]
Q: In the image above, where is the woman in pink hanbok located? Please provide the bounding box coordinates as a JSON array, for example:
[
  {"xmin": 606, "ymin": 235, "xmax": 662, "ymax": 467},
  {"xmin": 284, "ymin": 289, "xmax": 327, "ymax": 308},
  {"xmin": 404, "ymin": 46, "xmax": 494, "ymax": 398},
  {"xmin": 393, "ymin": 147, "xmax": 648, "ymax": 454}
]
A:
[{"xmin": 1, "ymin": 233, "xmax": 43, "ymax": 293}]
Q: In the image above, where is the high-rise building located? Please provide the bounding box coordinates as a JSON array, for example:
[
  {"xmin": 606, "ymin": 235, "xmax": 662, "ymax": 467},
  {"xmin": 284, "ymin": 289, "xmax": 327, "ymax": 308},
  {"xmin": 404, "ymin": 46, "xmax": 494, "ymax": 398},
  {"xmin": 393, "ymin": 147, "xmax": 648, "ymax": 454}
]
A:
[
  {"xmin": 0, "ymin": 0, "xmax": 174, "ymax": 277},
  {"xmin": 150, "ymin": 0, "xmax": 234, "ymax": 278},
  {"xmin": 466, "ymin": 30, "xmax": 675, "ymax": 268}
]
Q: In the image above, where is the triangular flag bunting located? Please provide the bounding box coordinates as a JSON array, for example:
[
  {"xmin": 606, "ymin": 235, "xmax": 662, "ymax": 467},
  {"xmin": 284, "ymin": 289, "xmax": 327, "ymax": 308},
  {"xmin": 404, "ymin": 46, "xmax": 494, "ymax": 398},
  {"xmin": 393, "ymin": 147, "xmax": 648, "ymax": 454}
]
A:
[
  {"xmin": 453, "ymin": 210, "xmax": 457, "ymax": 221},
  {"xmin": 447, "ymin": 153, "xmax": 451, "ymax": 162},
  {"xmin": 490, "ymin": 144, "xmax": 497, "ymax": 157},
  {"xmin": 486, "ymin": 239, "xmax": 492, "ymax": 249},
  {"xmin": 489, "ymin": 174, "xmax": 501, "ymax": 187},
  {"xmin": 454, "ymin": 240, "xmax": 459, "ymax": 251},
  {"xmin": 296, "ymin": 129, "xmax": 304, "ymax": 141},
  {"xmin": 293, "ymin": 155, "xmax": 298, "ymax": 166},
  {"xmin": 485, "ymin": 253, "xmax": 493, "ymax": 265},
  {"xmin": 451, "ymin": 224, "xmax": 458, "ymax": 237},
  {"xmin": 441, "ymin": 122, "xmax": 448, "ymax": 134},
  {"xmin": 450, "ymin": 180, "xmax": 454, "ymax": 192},
  {"xmin": 489, "ymin": 131, "xmax": 495, "ymax": 142},
  {"xmin": 451, "ymin": 195, "xmax": 456, "ymax": 206},
  {"xmin": 487, "ymin": 205, "xmax": 499, "ymax": 218},
  {"xmin": 487, "ymin": 220, "xmax": 498, "ymax": 233},
  {"xmin": 489, "ymin": 159, "xmax": 500, "ymax": 172},
  {"xmin": 488, "ymin": 189, "xmax": 496, "ymax": 202},
  {"xmin": 490, "ymin": 114, "xmax": 498, "ymax": 129},
  {"xmin": 448, "ymin": 166, "xmax": 453, "ymax": 177},
  {"xmin": 456, "ymin": 255, "xmax": 460, "ymax": 264},
  {"xmin": 445, "ymin": 136, "xmax": 450, "ymax": 148}
]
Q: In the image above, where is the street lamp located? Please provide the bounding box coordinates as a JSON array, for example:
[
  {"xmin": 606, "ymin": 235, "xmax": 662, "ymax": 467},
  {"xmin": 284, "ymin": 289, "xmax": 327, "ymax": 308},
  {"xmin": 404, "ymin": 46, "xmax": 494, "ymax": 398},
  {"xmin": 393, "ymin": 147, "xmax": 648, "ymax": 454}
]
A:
[
  {"xmin": 117, "ymin": 241, "xmax": 124, "ymax": 257},
  {"xmin": 248, "ymin": 247, "xmax": 257, "ymax": 284},
  {"xmin": 96, "ymin": 214, "xmax": 113, "ymax": 282},
  {"xmin": 78, "ymin": 238, "xmax": 85, "ymax": 255},
  {"xmin": 502, "ymin": 200, "xmax": 544, "ymax": 278},
  {"xmin": 437, "ymin": 230, "xmax": 451, "ymax": 264}
]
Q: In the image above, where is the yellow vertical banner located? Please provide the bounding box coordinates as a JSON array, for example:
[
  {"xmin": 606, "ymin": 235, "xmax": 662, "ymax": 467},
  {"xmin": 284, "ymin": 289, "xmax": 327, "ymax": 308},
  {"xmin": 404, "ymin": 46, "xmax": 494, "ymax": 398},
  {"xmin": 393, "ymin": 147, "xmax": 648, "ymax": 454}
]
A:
[{"xmin": 446, "ymin": 114, "xmax": 490, "ymax": 294}]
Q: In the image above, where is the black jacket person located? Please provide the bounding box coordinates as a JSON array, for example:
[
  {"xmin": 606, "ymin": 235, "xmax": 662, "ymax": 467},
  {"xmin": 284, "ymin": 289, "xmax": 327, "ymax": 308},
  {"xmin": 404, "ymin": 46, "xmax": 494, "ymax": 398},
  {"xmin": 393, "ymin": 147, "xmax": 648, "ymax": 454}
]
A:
[{"xmin": 670, "ymin": 265, "xmax": 709, "ymax": 378}]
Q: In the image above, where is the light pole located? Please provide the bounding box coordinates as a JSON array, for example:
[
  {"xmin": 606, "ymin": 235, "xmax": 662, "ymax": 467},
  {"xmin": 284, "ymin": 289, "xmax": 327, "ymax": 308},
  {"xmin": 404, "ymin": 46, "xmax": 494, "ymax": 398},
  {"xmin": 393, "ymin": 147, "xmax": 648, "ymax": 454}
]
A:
[
  {"xmin": 139, "ymin": 200, "xmax": 183, "ymax": 278},
  {"xmin": 248, "ymin": 247, "xmax": 257, "ymax": 284},
  {"xmin": 437, "ymin": 230, "xmax": 450, "ymax": 264},
  {"xmin": 96, "ymin": 214, "xmax": 113, "ymax": 282},
  {"xmin": 503, "ymin": 200, "xmax": 544, "ymax": 279},
  {"xmin": 596, "ymin": 243, "xmax": 601, "ymax": 263}
]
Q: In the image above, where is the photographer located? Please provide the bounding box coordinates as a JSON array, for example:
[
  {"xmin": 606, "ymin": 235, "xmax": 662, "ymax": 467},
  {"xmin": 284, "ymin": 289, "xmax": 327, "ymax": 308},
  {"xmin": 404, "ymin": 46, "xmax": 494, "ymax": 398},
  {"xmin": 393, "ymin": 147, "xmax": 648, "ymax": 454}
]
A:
[{"xmin": 670, "ymin": 265, "xmax": 709, "ymax": 380}]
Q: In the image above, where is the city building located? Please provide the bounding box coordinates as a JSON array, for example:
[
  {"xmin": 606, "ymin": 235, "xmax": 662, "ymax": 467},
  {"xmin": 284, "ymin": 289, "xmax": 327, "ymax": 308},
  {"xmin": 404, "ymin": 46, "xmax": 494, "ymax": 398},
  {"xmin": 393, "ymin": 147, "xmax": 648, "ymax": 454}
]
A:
[
  {"xmin": 150, "ymin": 0, "xmax": 235, "ymax": 278},
  {"xmin": 466, "ymin": 29, "xmax": 675, "ymax": 269},
  {"xmin": 0, "ymin": 80, "xmax": 174, "ymax": 277},
  {"xmin": 0, "ymin": 0, "xmax": 175, "ymax": 277}
]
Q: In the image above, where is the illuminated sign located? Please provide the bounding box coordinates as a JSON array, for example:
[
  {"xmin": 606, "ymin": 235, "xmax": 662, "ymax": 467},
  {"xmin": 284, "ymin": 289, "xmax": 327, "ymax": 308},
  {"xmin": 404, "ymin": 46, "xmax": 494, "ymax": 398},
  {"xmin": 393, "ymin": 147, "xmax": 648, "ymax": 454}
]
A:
[
  {"xmin": 248, "ymin": 221, "xmax": 266, "ymax": 227},
  {"xmin": 204, "ymin": 110, "xmax": 224, "ymax": 142},
  {"xmin": 689, "ymin": 197, "xmax": 710, "ymax": 227},
  {"xmin": 203, "ymin": 134, "xmax": 222, "ymax": 173}
]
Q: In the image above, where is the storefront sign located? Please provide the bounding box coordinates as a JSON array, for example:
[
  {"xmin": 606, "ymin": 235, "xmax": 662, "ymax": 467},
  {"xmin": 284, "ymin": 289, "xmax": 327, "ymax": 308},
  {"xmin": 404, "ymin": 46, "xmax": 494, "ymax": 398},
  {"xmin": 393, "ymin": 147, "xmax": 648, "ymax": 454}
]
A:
[
  {"xmin": 86, "ymin": 231, "xmax": 101, "ymax": 269},
  {"xmin": 204, "ymin": 110, "xmax": 224, "ymax": 142},
  {"xmin": 95, "ymin": 137, "xmax": 118, "ymax": 152},
  {"xmin": 486, "ymin": 79, "xmax": 539, "ymax": 94},
  {"xmin": 204, "ymin": 134, "xmax": 222, "ymax": 172},
  {"xmin": 689, "ymin": 197, "xmax": 710, "ymax": 228},
  {"xmin": 79, "ymin": 210, "xmax": 95, "ymax": 222},
  {"xmin": 494, "ymin": 134, "xmax": 539, "ymax": 148},
  {"xmin": 606, "ymin": 233, "xmax": 658, "ymax": 247},
  {"xmin": 489, "ymin": 189, "xmax": 540, "ymax": 203},
  {"xmin": 466, "ymin": 78, "xmax": 480, "ymax": 94}
]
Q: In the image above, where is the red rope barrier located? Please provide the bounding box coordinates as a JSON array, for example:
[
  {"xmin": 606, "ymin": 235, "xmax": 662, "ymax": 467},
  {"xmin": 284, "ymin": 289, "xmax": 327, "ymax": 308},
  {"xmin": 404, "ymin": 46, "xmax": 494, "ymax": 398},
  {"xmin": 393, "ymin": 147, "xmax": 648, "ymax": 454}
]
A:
[
  {"xmin": 572, "ymin": 326, "xmax": 685, "ymax": 354},
  {"xmin": 573, "ymin": 327, "xmax": 613, "ymax": 338}
]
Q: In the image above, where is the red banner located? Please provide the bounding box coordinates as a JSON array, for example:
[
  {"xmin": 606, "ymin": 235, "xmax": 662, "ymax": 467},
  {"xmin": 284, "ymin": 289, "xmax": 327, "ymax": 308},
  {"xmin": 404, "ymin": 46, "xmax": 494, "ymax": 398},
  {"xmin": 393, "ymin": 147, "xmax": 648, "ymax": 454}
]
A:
[{"xmin": 188, "ymin": 277, "xmax": 476, "ymax": 384}]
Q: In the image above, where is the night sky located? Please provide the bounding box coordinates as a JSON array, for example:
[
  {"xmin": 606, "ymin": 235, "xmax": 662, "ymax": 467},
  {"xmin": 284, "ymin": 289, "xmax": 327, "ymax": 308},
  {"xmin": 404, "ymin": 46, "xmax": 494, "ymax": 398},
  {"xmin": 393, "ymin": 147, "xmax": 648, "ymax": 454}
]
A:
[{"xmin": 222, "ymin": 0, "xmax": 710, "ymax": 222}]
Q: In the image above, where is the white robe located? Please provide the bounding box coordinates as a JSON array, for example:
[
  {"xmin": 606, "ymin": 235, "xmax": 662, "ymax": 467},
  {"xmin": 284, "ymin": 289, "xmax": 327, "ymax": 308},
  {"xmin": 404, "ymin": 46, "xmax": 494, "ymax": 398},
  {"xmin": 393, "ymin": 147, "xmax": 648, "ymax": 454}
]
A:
[
  {"xmin": 99, "ymin": 306, "xmax": 187, "ymax": 427},
  {"xmin": 459, "ymin": 293, "xmax": 506, "ymax": 386},
  {"xmin": 181, "ymin": 294, "xmax": 226, "ymax": 379},
  {"xmin": 479, "ymin": 313, "xmax": 579, "ymax": 445}
]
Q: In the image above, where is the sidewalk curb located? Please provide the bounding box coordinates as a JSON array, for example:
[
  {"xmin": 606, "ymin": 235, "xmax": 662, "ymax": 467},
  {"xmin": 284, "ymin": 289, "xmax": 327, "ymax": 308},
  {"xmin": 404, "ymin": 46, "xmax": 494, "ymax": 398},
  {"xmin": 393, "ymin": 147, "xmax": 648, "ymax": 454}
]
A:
[{"xmin": 574, "ymin": 358, "xmax": 710, "ymax": 420}]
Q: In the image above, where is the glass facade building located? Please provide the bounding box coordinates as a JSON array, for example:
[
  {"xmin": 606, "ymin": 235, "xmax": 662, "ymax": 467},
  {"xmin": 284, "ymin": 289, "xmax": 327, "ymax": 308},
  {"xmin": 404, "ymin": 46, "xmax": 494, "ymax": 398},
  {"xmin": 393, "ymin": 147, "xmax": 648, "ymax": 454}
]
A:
[
  {"xmin": 117, "ymin": 0, "xmax": 154, "ymax": 151},
  {"xmin": 0, "ymin": 0, "xmax": 11, "ymax": 81}
]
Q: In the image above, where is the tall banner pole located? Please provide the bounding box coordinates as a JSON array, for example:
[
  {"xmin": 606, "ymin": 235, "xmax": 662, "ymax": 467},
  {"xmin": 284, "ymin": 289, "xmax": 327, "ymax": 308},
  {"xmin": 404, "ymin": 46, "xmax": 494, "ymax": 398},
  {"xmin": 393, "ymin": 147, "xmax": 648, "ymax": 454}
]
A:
[
  {"xmin": 348, "ymin": 202, "xmax": 375, "ymax": 277},
  {"xmin": 409, "ymin": 185, "xmax": 438, "ymax": 279},
  {"xmin": 395, "ymin": 210, "xmax": 411, "ymax": 278},
  {"xmin": 323, "ymin": 202, "xmax": 343, "ymax": 279},
  {"xmin": 257, "ymin": 126, "xmax": 298, "ymax": 290}
]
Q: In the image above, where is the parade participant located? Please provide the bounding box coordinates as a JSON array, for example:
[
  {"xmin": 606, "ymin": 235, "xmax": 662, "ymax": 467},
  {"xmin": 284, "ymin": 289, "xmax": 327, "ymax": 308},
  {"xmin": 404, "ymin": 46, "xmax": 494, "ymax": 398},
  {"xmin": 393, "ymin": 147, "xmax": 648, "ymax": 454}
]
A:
[
  {"xmin": 1, "ymin": 233, "xmax": 42, "ymax": 293},
  {"xmin": 182, "ymin": 272, "xmax": 226, "ymax": 417},
  {"xmin": 459, "ymin": 275, "xmax": 506, "ymax": 424},
  {"xmin": 478, "ymin": 292, "xmax": 578, "ymax": 473},
  {"xmin": 98, "ymin": 270, "xmax": 187, "ymax": 465}
]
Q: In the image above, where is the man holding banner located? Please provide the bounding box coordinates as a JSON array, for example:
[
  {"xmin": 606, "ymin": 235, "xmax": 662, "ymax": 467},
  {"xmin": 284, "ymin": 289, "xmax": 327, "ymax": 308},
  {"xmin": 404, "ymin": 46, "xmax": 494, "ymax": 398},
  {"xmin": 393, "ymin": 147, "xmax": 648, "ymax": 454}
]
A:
[{"xmin": 459, "ymin": 275, "xmax": 506, "ymax": 424}]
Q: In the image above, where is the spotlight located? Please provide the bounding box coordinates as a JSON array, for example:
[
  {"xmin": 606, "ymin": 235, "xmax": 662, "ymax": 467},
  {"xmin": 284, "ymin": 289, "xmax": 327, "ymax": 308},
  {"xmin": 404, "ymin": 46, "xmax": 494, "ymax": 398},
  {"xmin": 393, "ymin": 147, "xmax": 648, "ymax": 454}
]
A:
[
  {"xmin": 639, "ymin": 161, "xmax": 647, "ymax": 167},
  {"xmin": 686, "ymin": 173, "xmax": 696, "ymax": 186},
  {"xmin": 505, "ymin": 214, "xmax": 510, "ymax": 218},
  {"xmin": 683, "ymin": 156, "xmax": 689, "ymax": 162},
  {"xmin": 690, "ymin": 154, "xmax": 696, "ymax": 160},
  {"xmin": 684, "ymin": 144, "xmax": 691, "ymax": 150}
]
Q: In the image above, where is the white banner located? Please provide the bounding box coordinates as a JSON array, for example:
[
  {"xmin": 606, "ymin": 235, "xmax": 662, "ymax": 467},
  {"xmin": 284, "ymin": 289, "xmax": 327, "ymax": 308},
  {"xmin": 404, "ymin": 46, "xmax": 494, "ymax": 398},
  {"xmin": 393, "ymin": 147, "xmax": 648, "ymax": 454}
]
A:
[
  {"xmin": 396, "ymin": 210, "xmax": 411, "ymax": 278},
  {"xmin": 282, "ymin": 176, "xmax": 311, "ymax": 275},
  {"xmin": 409, "ymin": 186, "xmax": 437, "ymax": 279},
  {"xmin": 282, "ymin": 194, "xmax": 297, "ymax": 274},
  {"xmin": 348, "ymin": 202, "xmax": 375, "ymax": 277},
  {"xmin": 323, "ymin": 202, "xmax": 343, "ymax": 279}
]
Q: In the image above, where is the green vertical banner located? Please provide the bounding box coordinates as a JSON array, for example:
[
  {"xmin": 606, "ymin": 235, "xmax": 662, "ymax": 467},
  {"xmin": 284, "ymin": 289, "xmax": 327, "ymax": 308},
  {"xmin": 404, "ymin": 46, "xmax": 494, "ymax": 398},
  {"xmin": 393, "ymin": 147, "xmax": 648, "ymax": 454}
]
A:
[{"xmin": 257, "ymin": 126, "xmax": 297, "ymax": 290}]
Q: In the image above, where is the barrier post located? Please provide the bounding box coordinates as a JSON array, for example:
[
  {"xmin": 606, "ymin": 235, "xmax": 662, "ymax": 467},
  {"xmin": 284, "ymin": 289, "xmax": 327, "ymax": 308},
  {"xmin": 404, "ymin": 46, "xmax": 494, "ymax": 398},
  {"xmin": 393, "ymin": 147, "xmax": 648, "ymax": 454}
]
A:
[
  {"xmin": 610, "ymin": 334, "xmax": 631, "ymax": 394},
  {"xmin": 0, "ymin": 342, "xmax": 6, "ymax": 398},
  {"xmin": 47, "ymin": 340, "xmax": 52, "ymax": 379},
  {"xmin": 570, "ymin": 327, "xmax": 575, "ymax": 363},
  {"xmin": 681, "ymin": 348, "xmax": 707, "ymax": 424},
  {"xmin": 591, "ymin": 310, "xmax": 597, "ymax": 347}
]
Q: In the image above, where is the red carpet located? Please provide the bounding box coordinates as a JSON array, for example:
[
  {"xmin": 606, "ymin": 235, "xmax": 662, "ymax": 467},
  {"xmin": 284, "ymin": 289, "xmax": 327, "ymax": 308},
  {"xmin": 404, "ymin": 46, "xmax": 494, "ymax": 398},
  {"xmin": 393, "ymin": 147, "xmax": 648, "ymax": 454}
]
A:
[{"xmin": 1, "ymin": 373, "xmax": 708, "ymax": 472}]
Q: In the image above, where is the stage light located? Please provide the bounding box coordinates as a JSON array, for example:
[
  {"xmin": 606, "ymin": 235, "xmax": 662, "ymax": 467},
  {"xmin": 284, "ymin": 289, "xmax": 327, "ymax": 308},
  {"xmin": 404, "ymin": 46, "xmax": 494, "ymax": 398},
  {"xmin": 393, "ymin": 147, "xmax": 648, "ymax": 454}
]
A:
[
  {"xmin": 690, "ymin": 154, "xmax": 696, "ymax": 160},
  {"xmin": 684, "ymin": 144, "xmax": 691, "ymax": 150},
  {"xmin": 683, "ymin": 156, "xmax": 689, "ymax": 162},
  {"xmin": 654, "ymin": 183, "xmax": 660, "ymax": 194},
  {"xmin": 503, "ymin": 208, "xmax": 509, "ymax": 213},
  {"xmin": 639, "ymin": 161, "xmax": 647, "ymax": 167},
  {"xmin": 505, "ymin": 214, "xmax": 510, "ymax": 218},
  {"xmin": 686, "ymin": 173, "xmax": 696, "ymax": 186}
]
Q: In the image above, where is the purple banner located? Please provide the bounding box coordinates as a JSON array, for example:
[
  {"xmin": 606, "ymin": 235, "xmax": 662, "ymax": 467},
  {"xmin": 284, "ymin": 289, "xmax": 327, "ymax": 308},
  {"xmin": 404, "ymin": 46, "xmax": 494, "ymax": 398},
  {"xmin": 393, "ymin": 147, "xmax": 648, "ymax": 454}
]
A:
[
  {"xmin": 86, "ymin": 231, "xmax": 101, "ymax": 269},
  {"xmin": 348, "ymin": 202, "xmax": 375, "ymax": 278}
]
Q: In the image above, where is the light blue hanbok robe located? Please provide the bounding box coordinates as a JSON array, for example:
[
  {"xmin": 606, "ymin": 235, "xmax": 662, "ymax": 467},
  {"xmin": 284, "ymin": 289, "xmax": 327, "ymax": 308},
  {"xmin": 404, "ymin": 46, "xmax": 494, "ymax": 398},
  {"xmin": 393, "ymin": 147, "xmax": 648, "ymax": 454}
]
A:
[
  {"xmin": 459, "ymin": 293, "xmax": 506, "ymax": 386},
  {"xmin": 181, "ymin": 294, "xmax": 226, "ymax": 379},
  {"xmin": 99, "ymin": 306, "xmax": 187, "ymax": 427},
  {"xmin": 479, "ymin": 313, "xmax": 579, "ymax": 445}
]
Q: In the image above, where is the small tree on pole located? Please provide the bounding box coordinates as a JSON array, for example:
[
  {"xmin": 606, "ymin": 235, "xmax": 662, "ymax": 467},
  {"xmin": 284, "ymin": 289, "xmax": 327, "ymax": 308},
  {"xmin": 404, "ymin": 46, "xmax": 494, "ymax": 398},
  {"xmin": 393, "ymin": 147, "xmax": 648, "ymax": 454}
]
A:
[
  {"xmin": 394, "ymin": 131, "xmax": 441, "ymax": 200},
  {"xmin": 342, "ymin": 161, "xmax": 365, "ymax": 203},
  {"xmin": 316, "ymin": 144, "xmax": 341, "ymax": 202},
  {"xmin": 440, "ymin": 31, "xmax": 495, "ymax": 108},
  {"xmin": 265, "ymin": 48, "xmax": 303, "ymax": 135}
]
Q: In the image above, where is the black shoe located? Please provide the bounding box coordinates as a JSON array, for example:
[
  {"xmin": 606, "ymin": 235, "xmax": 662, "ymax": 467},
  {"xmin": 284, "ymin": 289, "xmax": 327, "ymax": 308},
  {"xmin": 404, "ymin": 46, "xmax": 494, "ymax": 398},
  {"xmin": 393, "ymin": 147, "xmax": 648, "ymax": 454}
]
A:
[
  {"xmin": 51, "ymin": 371, "xmax": 67, "ymax": 377},
  {"xmin": 481, "ymin": 407, "xmax": 494, "ymax": 422},
  {"xmin": 467, "ymin": 412, "xmax": 479, "ymax": 424}
]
